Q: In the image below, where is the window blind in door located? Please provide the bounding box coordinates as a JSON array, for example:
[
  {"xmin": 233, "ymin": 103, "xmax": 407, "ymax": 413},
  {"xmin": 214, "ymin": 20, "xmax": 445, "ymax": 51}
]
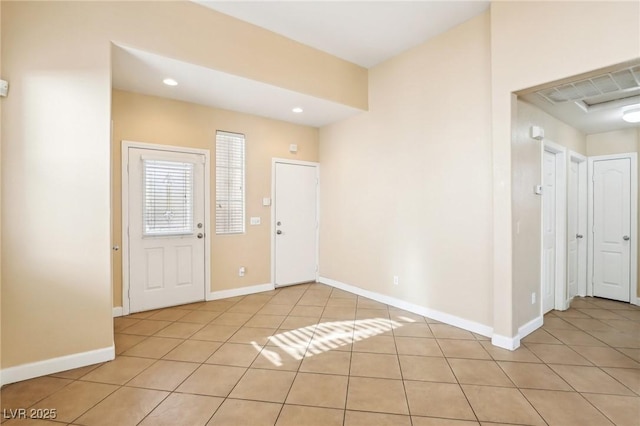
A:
[{"xmin": 143, "ymin": 159, "xmax": 194, "ymax": 236}]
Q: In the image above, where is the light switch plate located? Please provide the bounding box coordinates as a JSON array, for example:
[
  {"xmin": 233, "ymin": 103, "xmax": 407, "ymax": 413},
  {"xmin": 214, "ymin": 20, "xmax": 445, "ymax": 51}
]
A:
[
  {"xmin": 262, "ymin": 197, "xmax": 271, "ymax": 206},
  {"xmin": 250, "ymin": 217, "xmax": 261, "ymax": 225}
]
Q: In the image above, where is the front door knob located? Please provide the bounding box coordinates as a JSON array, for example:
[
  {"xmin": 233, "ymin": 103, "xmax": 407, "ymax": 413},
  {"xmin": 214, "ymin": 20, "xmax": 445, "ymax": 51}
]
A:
[
  {"xmin": 623, "ymin": 235, "xmax": 630, "ymax": 241},
  {"xmin": 576, "ymin": 234, "xmax": 583, "ymax": 239},
  {"xmin": 276, "ymin": 230, "xmax": 282, "ymax": 235},
  {"xmin": 197, "ymin": 233, "xmax": 204, "ymax": 239}
]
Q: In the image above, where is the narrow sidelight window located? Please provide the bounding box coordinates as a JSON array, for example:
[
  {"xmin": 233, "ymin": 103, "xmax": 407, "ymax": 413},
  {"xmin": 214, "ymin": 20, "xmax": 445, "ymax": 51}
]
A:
[{"xmin": 215, "ymin": 131, "xmax": 245, "ymax": 234}]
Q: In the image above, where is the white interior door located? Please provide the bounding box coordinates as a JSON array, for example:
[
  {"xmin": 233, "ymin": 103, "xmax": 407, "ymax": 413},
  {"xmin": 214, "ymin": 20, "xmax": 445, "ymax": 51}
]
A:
[
  {"xmin": 567, "ymin": 160, "xmax": 580, "ymax": 299},
  {"xmin": 128, "ymin": 147, "xmax": 206, "ymax": 312},
  {"xmin": 542, "ymin": 150, "xmax": 557, "ymax": 313},
  {"xmin": 592, "ymin": 158, "xmax": 631, "ymax": 302},
  {"xmin": 274, "ymin": 162, "xmax": 318, "ymax": 287}
]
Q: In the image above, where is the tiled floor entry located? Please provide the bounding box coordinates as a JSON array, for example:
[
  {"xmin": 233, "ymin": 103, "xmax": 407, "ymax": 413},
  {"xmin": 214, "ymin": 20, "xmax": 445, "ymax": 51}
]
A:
[{"xmin": 1, "ymin": 283, "xmax": 639, "ymax": 425}]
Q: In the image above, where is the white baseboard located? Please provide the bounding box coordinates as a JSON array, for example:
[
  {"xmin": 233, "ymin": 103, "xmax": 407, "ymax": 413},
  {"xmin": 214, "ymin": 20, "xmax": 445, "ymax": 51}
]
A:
[
  {"xmin": 633, "ymin": 297, "xmax": 640, "ymax": 307},
  {"xmin": 490, "ymin": 315, "xmax": 543, "ymax": 351},
  {"xmin": 0, "ymin": 346, "xmax": 115, "ymax": 386},
  {"xmin": 491, "ymin": 334, "xmax": 519, "ymax": 350},
  {"xmin": 518, "ymin": 315, "xmax": 544, "ymax": 339},
  {"xmin": 113, "ymin": 307, "xmax": 123, "ymax": 317},
  {"xmin": 318, "ymin": 276, "xmax": 493, "ymax": 338},
  {"xmin": 207, "ymin": 283, "xmax": 274, "ymax": 301}
]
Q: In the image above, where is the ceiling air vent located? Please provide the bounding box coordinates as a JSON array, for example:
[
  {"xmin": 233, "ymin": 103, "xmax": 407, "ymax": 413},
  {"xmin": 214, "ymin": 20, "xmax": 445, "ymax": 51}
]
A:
[{"xmin": 537, "ymin": 65, "xmax": 640, "ymax": 112}]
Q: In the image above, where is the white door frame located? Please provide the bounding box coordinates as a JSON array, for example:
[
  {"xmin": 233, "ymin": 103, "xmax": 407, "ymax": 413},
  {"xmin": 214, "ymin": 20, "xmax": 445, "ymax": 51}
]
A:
[
  {"xmin": 271, "ymin": 158, "xmax": 320, "ymax": 287},
  {"xmin": 121, "ymin": 140, "xmax": 211, "ymax": 316},
  {"xmin": 541, "ymin": 140, "xmax": 567, "ymax": 312},
  {"xmin": 569, "ymin": 151, "xmax": 588, "ymax": 298},
  {"xmin": 587, "ymin": 152, "xmax": 637, "ymax": 304}
]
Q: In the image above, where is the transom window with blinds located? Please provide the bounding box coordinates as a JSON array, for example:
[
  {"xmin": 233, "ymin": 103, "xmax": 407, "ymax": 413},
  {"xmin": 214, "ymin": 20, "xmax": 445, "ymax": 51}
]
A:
[{"xmin": 216, "ymin": 131, "xmax": 245, "ymax": 234}]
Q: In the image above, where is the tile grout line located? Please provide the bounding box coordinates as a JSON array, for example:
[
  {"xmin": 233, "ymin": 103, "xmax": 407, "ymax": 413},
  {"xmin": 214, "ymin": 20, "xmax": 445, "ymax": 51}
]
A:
[
  {"xmin": 272, "ymin": 284, "xmax": 331, "ymax": 426},
  {"xmin": 4, "ymin": 289, "xmax": 639, "ymax": 426},
  {"xmin": 126, "ymin": 292, "xmax": 252, "ymax": 426},
  {"xmin": 389, "ymin": 304, "xmax": 414, "ymax": 426},
  {"xmin": 128, "ymin": 299, "xmax": 240, "ymax": 426},
  {"xmin": 430, "ymin": 332, "xmax": 483, "ymax": 425}
]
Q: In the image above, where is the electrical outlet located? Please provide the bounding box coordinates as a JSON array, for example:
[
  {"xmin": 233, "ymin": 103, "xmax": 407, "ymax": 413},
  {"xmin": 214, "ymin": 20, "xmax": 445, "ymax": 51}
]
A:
[
  {"xmin": 531, "ymin": 292, "xmax": 536, "ymax": 304},
  {"xmin": 393, "ymin": 275, "xmax": 399, "ymax": 286},
  {"xmin": 239, "ymin": 266, "xmax": 245, "ymax": 277}
]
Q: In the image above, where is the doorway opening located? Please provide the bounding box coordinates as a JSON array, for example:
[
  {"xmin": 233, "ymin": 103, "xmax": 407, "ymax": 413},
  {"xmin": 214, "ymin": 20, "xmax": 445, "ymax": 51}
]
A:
[{"xmin": 513, "ymin": 59, "xmax": 640, "ymax": 342}]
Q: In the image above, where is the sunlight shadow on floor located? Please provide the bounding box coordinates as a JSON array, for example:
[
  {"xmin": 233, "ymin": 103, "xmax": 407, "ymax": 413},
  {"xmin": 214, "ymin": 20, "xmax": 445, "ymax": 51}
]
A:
[{"xmin": 254, "ymin": 317, "xmax": 410, "ymax": 366}]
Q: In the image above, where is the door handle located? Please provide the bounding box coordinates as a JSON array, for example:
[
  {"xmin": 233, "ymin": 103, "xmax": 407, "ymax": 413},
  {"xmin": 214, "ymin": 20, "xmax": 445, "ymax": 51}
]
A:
[
  {"xmin": 623, "ymin": 235, "xmax": 630, "ymax": 241},
  {"xmin": 197, "ymin": 233, "xmax": 204, "ymax": 239},
  {"xmin": 576, "ymin": 234, "xmax": 583, "ymax": 239},
  {"xmin": 276, "ymin": 230, "xmax": 282, "ymax": 235}
]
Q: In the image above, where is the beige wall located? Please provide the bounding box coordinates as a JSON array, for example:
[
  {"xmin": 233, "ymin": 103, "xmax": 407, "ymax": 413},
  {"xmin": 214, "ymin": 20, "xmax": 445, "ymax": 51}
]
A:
[
  {"xmin": 586, "ymin": 128, "xmax": 640, "ymax": 299},
  {"xmin": 490, "ymin": 1, "xmax": 639, "ymax": 336},
  {"xmin": 320, "ymin": 12, "xmax": 494, "ymax": 326},
  {"xmin": 1, "ymin": 1, "xmax": 364, "ymax": 371},
  {"xmin": 2, "ymin": 0, "xmax": 639, "ymax": 375},
  {"xmin": 112, "ymin": 90, "xmax": 318, "ymax": 306},
  {"xmin": 512, "ymin": 100, "xmax": 587, "ymax": 327},
  {"xmin": 586, "ymin": 128, "xmax": 639, "ymax": 156},
  {"xmin": 1, "ymin": 2, "xmax": 113, "ymax": 368}
]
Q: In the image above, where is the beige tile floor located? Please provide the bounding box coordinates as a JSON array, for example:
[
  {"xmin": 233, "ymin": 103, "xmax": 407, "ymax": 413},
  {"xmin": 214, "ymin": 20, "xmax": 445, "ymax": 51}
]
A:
[{"xmin": 1, "ymin": 283, "xmax": 639, "ymax": 425}]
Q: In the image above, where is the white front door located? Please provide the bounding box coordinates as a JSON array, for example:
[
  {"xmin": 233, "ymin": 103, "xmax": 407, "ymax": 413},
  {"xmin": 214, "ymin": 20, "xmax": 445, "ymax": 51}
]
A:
[
  {"xmin": 542, "ymin": 150, "xmax": 557, "ymax": 313},
  {"xmin": 274, "ymin": 161, "xmax": 318, "ymax": 287},
  {"xmin": 128, "ymin": 147, "xmax": 206, "ymax": 312},
  {"xmin": 567, "ymin": 160, "xmax": 580, "ymax": 299},
  {"xmin": 593, "ymin": 158, "xmax": 631, "ymax": 302}
]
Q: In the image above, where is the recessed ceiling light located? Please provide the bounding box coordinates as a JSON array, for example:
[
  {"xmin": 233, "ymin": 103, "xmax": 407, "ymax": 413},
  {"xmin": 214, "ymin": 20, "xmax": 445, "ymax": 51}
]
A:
[
  {"xmin": 163, "ymin": 78, "xmax": 178, "ymax": 86},
  {"xmin": 292, "ymin": 107, "xmax": 303, "ymax": 113},
  {"xmin": 622, "ymin": 107, "xmax": 640, "ymax": 123}
]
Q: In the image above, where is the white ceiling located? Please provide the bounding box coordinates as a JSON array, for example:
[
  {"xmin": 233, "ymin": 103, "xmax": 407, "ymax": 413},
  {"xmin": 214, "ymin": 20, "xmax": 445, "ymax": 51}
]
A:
[
  {"xmin": 520, "ymin": 93, "xmax": 640, "ymax": 135},
  {"xmin": 112, "ymin": 45, "xmax": 362, "ymax": 128},
  {"xmin": 111, "ymin": 1, "xmax": 491, "ymax": 128},
  {"xmin": 113, "ymin": 1, "xmax": 638, "ymax": 134},
  {"xmin": 520, "ymin": 63, "xmax": 640, "ymax": 135},
  {"xmin": 195, "ymin": 1, "xmax": 490, "ymax": 68}
]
